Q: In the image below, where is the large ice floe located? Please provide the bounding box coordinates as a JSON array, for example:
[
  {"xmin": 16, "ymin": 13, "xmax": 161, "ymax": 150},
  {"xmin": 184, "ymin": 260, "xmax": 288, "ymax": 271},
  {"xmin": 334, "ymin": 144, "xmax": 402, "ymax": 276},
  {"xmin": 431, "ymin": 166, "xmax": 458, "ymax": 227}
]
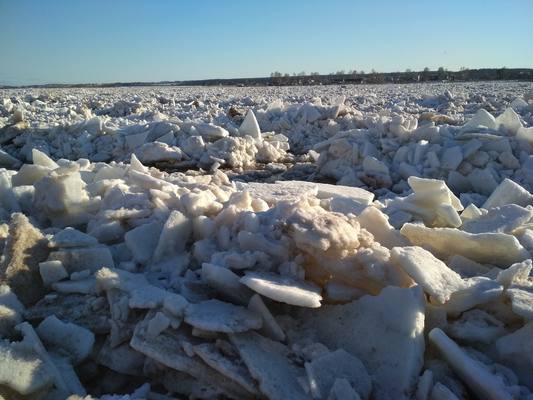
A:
[{"xmin": 0, "ymin": 81, "xmax": 533, "ymax": 399}]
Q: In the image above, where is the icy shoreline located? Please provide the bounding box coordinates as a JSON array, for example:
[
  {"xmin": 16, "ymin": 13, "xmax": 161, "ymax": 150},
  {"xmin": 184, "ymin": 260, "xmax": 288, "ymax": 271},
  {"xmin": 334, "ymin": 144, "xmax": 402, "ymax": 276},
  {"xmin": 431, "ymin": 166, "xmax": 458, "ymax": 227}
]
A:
[{"xmin": 1, "ymin": 82, "xmax": 533, "ymax": 399}]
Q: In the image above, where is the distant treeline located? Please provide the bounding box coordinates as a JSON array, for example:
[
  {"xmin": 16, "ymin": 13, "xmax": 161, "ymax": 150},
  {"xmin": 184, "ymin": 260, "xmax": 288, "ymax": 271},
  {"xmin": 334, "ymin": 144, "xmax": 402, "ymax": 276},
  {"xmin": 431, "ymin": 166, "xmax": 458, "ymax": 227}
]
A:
[{"xmin": 2, "ymin": 68, "xmax": 532, "ymax": 89}]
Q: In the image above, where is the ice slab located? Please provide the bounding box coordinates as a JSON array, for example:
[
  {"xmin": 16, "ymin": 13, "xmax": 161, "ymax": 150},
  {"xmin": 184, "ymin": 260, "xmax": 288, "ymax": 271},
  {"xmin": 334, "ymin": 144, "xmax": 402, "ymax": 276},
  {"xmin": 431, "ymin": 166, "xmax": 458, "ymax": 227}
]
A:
[
  {"xmin": 240, "ymin": 272, "xmax": 322, "ymax": 308},
  {"xmin": 130, "ymin": 314, "xmax": 253, "ymax": 399},
  {"xmin": 48, "ymin": 245, "xmax": 115, "ymax": 273},
  {"xmin": 482, "ymin": 179, "xmax": 533, "ymax": 209},
  {"xmin": 247, "ymin": 294, "xmax": 286, "ymax": 342},
  {"xmin": 193, "ymin": 342, "xmax": 259, "ymax": 396},
  {"xmin": 36, "ymin": 315, "xmax": 95, "ymax": 363},
  {"xmin": 391, "ymin": 246, "xmax": 465, "ymax": 304},
  {"xmin": 299, "ymin": 286, "xmax": 425, "ymax": 400},
  {"xmin": 229, "ymin": 331, "xmax": 309, "ymax": 400},
  {"xmin": 401, "ymin": 223, "xmax": 529, "ymax": 267},
  {"xmin": 124, "ymin": 220, "xmax": 163, "ymax": 264},
  {"xmin": 305, "ymin": 349, "xmax": 372, "ymax": 400},
  {"xmin": 495, "ymin": 321, "xmax": 533, "ymax": 390},
  {"xmin": 38, "ymin": 260, "xmax": 68, "ymax": 286},
  {"xmin": 460, "ymin": 204, "xmax": 533, "ymax": 234},
  {"xmin": 48, "ymin": 227, "xmax": 98, "ymax": 248},
  {"xmin": 429, "ymin": 328, "xmax": 514, "ymax": 400},
  {"xmin": 0, "ymin": 333, "xmax": 53, "ymax": 395},
  {"xmin": 153, "ymin": 210, "xmax": 192, "ymax": 262},
  {"xmin": 238, "ymin": 180, "xmax": 318, "ymax": 204},
  {"xmin": 184, "ymin": 299, "xmax": 262, "ymax": 333}
]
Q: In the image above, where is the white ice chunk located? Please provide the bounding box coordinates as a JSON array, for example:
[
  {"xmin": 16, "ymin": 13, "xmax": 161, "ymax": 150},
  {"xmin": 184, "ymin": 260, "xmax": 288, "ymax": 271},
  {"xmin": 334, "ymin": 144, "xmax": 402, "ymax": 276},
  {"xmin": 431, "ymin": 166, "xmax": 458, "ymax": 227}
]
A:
[
  {"xmin": 447, "ymin": 309, "xmax": 506, "ymax": 343},
  {"xmin": 440, "ymin": 147, "xmax": 463, "ymax": 171},
  {"xmin": 328, "ymin": 378, "xmax": 362, "ymax": 400},
  {"xmin": 391, "ymin": 246, "xmax": 465, "ymax": 304},
  {"xmin": 496, "ymin": 259, "xmax": 532, "ymax": 287},
  {"xmin": 248, "ymin": 294, "xmax": 285, "ymax": 342},
  {"xmin": 460, "ymin": 204, "xmax": 533, "ymax": 234},
  {"xmin": 184, "ymin": 299, "xmax": 262, "ymax": 333},
  {"xmin": 0, "ymin": 148, "xmax": 21, "ymax": 168},
  {"xmin": 96, "ymin": 267, "xmax": 187, "ymax": 312},
  {"xmin": 440, "ymin": 277, "xmax": 503, "ymax": 314},
  {"xmin": 429, "ymin": 328, "xmax": 513, "ymax": 400},
  {"xmin": 482, "ymin": 179, "xmax": 533, "ymax": 209},
  {"xmin": 506, "ymin": 286, "xmax": 533, "ymax": 320},
  {"xmin": 48, "ymin": 227, "xmax": 98, "ymax": 248},
  {"xmin": 460, "ymin": 204, "xmax": 482, "ymax": 221},
  {"xmin": 38, "ymin": 260, "xmax": 68, "ymax": 286},
  {"xmin": 430, "ymin": 383, "xmax": 460, "ymax": 400},
  {"xmin": 0, "ymin": 285, "xmax": 24, "ymax": 315},
  {"xmin": 36, "ymin": 315, "xmax": 95, "ymax": 363},
  {"xmin": 201, "ymin": 263, "xmax": 253, "ymax": 304},
  {"xmin": 32, "ymin": 148, "xmax": 58, "ymax": 169},
  {"xmin": 314, "ymin": 182, "xmax": 374, "ymax": 205},
  {"xmin": 48, "ymin": 245, "xmax": 115, "ymax": 273},
  {"xmin": 124, "ymin": 131, "xmax": 148, "ymax": 151},
  {"xmin": 239, "ymin": 180, "xmax": 318, "ymax": 204},
  {"xmin": 301, "ymin": 286, "xmax": 425, "ymax": 400},
  {"xmin": 401, "ymin": 223, "xmax": 529, "ymax": 266},
  {"xmin": 0, "ymin": 335, "xmax": 53, "ymax": 395},
  {"xmin": 153, "ymin": 210, "xmax": 192, "ymax": 262},
  {"xmin": 305, "ymin": 349, "xmax": 372, "ymax": 400},
  {"xmin": 415, "ymin": 370, "xmax": 433, "ymax": 400},
  {"xmin": 193, "ymin": 342, "xmax": 259, "ymax": 396},
  {"xmin": 241, "ymin": 272, "xmax": 322, "ymax": 308},
  {"xmin": 229, "ymin": 331, "xmax": 309, "ymax": 400},
  {"xmin": 146, "ymin": 311, "xmax": 170, "ymax": 338},
  {"xmin": 197, "ymin": 123, "xmax": 229, "ymax": 139},
  {"xmin": 495, "ymin": 321, "xmax": 533, "ymax": 389},
  {"xmin": 460, "ymin": 108, "xmax": 497, "ymax": 132},
  {"xmin": 136, "ymin": 141, "xmax": 183, "ymax": 163},
  {"xmin": 239, "ymin": 110, "xmax": 261, "ymax": 139},
  {"xmin": 125, "ymin": 220, "xmax": 163, "ymax": 264},
  {"xmin": 496, "ymin": 108, "xmax": 522, "ymax": 135},
  {"xmin": 358, "ymin": 207, "xmax": 408, "ymax": 249}
]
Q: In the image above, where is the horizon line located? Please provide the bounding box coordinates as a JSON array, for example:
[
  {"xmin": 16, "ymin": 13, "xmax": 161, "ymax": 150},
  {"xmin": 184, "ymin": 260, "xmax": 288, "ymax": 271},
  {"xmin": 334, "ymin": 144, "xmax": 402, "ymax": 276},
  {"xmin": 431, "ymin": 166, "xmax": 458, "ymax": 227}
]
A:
[{"xmin": 1, "ymin": 66, "xmax": 532, "ymax": 89}]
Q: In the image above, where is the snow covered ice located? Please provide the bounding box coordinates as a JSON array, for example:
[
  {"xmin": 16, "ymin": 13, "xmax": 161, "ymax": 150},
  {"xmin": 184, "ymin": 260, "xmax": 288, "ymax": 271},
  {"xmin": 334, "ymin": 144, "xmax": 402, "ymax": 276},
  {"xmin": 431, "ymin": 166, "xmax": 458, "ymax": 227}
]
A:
[{"xmin": 1, "ymin": 81, "xmax": 533, "ymax": 399}]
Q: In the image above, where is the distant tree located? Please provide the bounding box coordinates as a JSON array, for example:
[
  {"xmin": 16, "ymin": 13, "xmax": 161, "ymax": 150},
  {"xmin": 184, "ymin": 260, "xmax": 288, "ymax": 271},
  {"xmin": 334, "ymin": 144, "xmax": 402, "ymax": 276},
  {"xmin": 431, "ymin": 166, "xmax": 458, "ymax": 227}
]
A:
[
  {"xmin": 336, "ymin": 70, "xmax": 346, "ymax": 75},
  {"xmin": 359, "ymin": 70, "xmax": 365, "ymax": 75},
  {"xmin": 270, "ymin": 71, "xmax": 283, "ymax": 78},
  {"xmin": 405, "ymin": 68, "xmax": 412, "ymax": 73},
  {"xmin": 437, "ymin": 66, "xmax": 445, "ymax": 73},
  {"xmin": 310, "ymin": 72, "xmax": 320, "ymax": 76},
  {"xmin": 283, "ymin": 73, "xmax": 290, "ymax": 78},
  {"xmin": 423, "ymin": 67, "xmax": 430, "ymax": 72},
  {"xmin": 298, "ymin": 71, "xmax": 306, "ymax": 76},
  {"xmin": 349, "ymin": 69, "xmax": 357, "ymax": 75},
  {"xmin": 459, "ymin": 66, "xmax": 468, "ymax": 71},
  {"xmin": 371, "ymin": 68, "xmax": 377, "ymax": 74}
]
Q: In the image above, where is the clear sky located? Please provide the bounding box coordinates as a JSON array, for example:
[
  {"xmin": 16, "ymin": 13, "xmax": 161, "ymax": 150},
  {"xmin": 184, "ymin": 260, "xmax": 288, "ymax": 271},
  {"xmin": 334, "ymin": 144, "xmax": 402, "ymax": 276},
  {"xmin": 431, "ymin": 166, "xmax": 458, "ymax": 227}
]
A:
[{"xmin": 1, "ymin": 0, "xmax": 532, "ymax": 85}]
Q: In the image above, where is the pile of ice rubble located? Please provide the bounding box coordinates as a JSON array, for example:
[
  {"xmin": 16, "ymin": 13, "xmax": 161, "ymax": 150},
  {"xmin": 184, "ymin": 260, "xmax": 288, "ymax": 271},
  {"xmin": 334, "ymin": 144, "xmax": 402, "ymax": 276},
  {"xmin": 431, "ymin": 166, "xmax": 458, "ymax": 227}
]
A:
[
  {"xmin": 315, "ymin": 104, "xmax": 533, "ymax": 197},
  {"xmin": 1, "ymin": 148, "xmax": 533, "ymax": 400},
  {"xmin": 2, "ymin": 83, "xmax": 532, "ymax": 176},
  {"xmin": 0, "ymin": 99, "xmax": 290, "ymax": 170}
]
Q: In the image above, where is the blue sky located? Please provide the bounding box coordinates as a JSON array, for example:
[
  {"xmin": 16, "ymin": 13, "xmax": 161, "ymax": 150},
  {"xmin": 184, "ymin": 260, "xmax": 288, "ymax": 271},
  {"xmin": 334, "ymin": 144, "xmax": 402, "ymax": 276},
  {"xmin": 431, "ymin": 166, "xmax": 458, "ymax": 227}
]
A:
[{"xmin": 1, "ymin": 0, "xmax": 532, "ymax": 85}]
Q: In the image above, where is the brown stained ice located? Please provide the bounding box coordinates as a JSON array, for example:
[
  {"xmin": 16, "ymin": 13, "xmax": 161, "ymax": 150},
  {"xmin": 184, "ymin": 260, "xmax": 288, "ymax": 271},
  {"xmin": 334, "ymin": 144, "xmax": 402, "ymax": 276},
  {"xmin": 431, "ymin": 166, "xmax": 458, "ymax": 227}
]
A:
[{"xmin": 0, "ymin": 213, "xmax": 49, "ymax": 306}]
